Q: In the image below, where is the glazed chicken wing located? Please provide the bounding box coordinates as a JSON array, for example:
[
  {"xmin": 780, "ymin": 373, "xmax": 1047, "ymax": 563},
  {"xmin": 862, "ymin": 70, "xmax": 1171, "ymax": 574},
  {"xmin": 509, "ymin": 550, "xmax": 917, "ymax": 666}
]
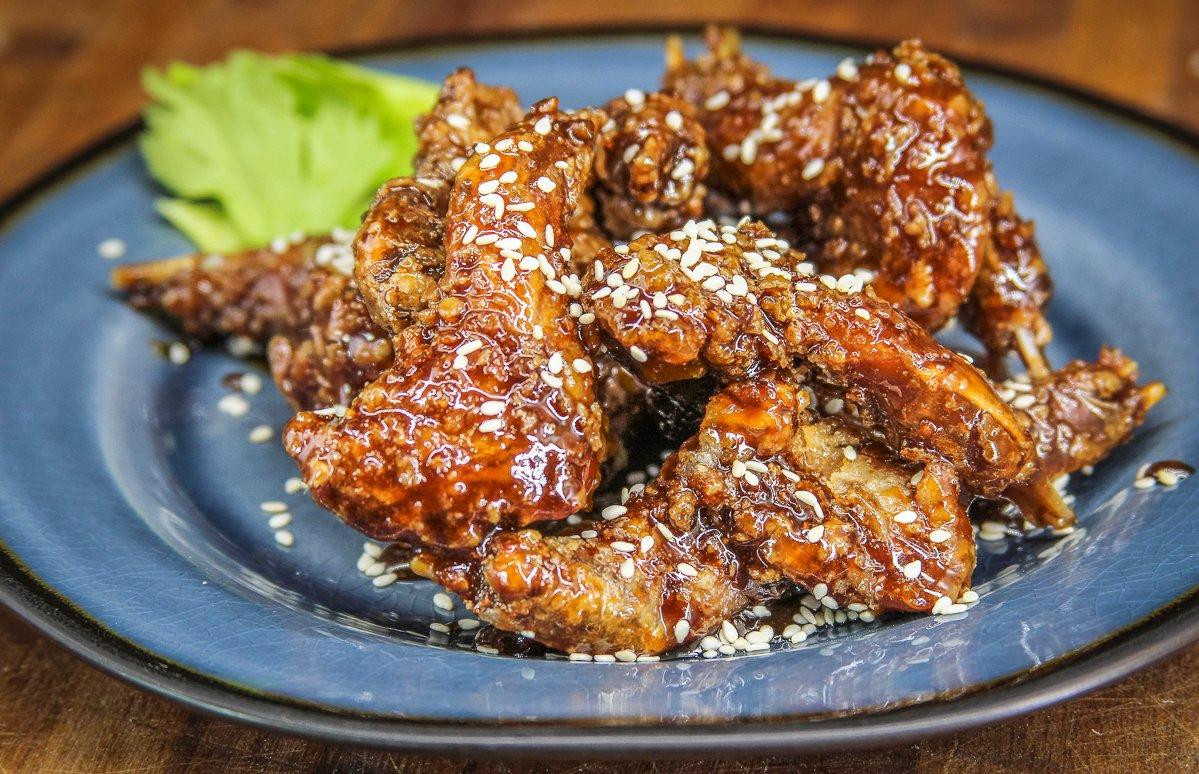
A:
[
  {"xmin": 284, "ymin": 101, "xmax": 608, "ymax": 550},
  {"xmin": 1001, "ymin": 348, "xmax": 1165, "ymax": 528},
  {"xmin": 664, "ymin": 28, "xmax": 994, "ymax": 331},
  {"xmin": 583, "ymin": 218, "xmax": 1031, "ymax": 496},
  {"xmin": 111, "ymin": 235, "xmax": 397, "ymax": 409},
  {"xmin": 593, "ymin": 91, "xmax": 710, "ymax": 239},
  {"xmin": 416, "ymin": 373, "xmax": 973, "ymax": 655}
]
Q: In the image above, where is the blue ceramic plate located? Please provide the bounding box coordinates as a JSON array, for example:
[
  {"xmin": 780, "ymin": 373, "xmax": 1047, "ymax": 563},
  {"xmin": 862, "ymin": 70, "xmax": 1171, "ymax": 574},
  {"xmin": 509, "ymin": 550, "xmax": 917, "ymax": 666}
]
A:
[{"xmin": 2, "ymin": 29, "xmax": 1199, "ymax": 756}]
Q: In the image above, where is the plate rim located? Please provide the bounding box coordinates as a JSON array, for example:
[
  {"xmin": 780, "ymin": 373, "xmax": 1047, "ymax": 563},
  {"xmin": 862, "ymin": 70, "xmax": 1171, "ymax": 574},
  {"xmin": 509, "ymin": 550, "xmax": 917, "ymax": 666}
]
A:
[{"xmin": 3, "ymin": 23, "xmax": 1199, "ymax": 758}]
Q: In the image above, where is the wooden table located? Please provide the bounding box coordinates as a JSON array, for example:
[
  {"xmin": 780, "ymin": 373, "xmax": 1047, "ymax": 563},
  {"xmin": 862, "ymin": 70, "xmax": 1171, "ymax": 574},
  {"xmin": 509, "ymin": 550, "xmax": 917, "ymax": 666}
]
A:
[{"xmin": 2, "ymin": 1, "xmax": 1199, "ymax": 771}]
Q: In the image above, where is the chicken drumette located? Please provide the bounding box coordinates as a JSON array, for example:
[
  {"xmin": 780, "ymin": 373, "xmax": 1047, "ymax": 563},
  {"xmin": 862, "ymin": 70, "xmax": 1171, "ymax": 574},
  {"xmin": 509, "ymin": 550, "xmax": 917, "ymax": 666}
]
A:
[{"xmin": 284, "ymin": 100, "xmax": 609, "ymax": 550}]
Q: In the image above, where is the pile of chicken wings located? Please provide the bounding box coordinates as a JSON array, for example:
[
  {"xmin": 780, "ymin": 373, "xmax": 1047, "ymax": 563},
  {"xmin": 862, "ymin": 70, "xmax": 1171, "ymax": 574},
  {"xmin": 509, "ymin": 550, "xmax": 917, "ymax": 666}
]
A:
[{"xmin": 114, "ymin": 29, "xmax": 1163, "ymax": 657}]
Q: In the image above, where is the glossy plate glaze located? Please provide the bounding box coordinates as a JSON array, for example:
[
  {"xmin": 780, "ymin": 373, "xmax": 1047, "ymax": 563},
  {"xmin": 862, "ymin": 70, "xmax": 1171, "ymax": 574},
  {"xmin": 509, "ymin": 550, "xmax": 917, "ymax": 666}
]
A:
[{"xmin": 2, "ymin": 30, "xmax": 1199, "ymax": 756}]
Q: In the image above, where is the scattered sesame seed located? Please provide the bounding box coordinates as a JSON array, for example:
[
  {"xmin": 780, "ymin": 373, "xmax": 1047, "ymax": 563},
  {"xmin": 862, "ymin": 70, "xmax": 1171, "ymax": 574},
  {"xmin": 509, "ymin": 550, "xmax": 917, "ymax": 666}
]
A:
[
  {"xmin": 902, "ymin": 560, "xmax": 922, "ymax": 579},
  {"xmin": 284, "ymin": 477, "xmax": 307, "ymax": 494},
  {"xmin": 217, "ymin": 393, "xmax": 250, "ymax": 417},
  {"xmin": 248, "ymin": 424, "xmax": 272, "ymax": 444},
  {"xmin": 1134, "ymin": 476, "xmax": 1156, "ymax": 490},
  {"xmin": 274, "ymin": 530, "xmax": 295, "ymax": 547},
  {"xmin": 801, "ymin": 158, "xmax": 825, "ymax": 180},
  {"xmin": 674, "ymin": 619, "xmax": 691, "ymax": 643},
  {"xmin": 806, "ymin": 525, "xmax": 825, "ymax": 542},
  {"xmin": 676, "ymin": 562, "xmax": 699, "ymax": 577},
  {"xmin": 478, "ymin": 418, "xmax": 503, "ymax": 433},
  {"xmin": 536, "ymin": 176, "xmax": 556, "ymax": 192},
  {"xmin": 624, "ymin": 88, "xmax": 645, "ymax": 106},
  {"xmin": 929, "ymin": 529, "xmax": 952, "ymax": 543},
  {"xmin": 167, "ymin": 341, "xmax": 191, "ymax": 364},
  {"xmin": 894, "ymin": 62, "xmax": 913, "ymax": 83},
  {"xmin": 97, "ymin": 238, "xmax": 127, "ymax": 259},
  {"xmin": 268, "ymin": 513, "xmax": 292, "ymax": 529},
  {"xmin": 479, "ymin": 153, "xmax": 500, "ymax": 169},
  {"xmin": 433, "ymin": 592, "xmax": 454, "ymax": 611},
  {"xmin": 837, "ymin": 58, "xmax": 859, "ymax": 80},
  {"xmin": 894, "ymin": 510, "xmax": 918, "ymax": 524},
  {"xmin": 665, "ymin": 110, "xmax": 683, "ymax": 131},
  {"xmin": 629, "ymin": 345, "xmax": 648, "ymax": 363},
  {"xmin": 260, "ymin": 501, "xmax": 288, "ymax": 513}
]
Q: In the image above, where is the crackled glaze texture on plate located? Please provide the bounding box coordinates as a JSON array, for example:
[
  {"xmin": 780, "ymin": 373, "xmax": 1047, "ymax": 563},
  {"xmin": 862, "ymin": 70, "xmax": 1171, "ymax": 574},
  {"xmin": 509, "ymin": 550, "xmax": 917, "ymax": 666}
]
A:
[{"xmin": 1, "ymin": 33, "xmax": 1199, "ymax": 728}]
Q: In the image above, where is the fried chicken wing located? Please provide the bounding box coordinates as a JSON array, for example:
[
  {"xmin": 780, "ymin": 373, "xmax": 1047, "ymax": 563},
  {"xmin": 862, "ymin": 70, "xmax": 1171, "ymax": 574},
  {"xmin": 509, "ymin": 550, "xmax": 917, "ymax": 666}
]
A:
[
  {"xmin": 1002, "ymin": 348, "xmax": 1165, "ymax": 528},
  {"xmin": 416, "ymin": 374, "xmax": 972, "ymax": 655},
  {"xmin": 584, "ymin": 218, "xmax": 1031, "ymax": 495},
  {"xmin": 594, "ymin": 91, "xmax": 710, "ymax": 239},
  {"xmin": 962, "ymin": 190, "xmax": 1055, "ymax": 376},
  {"xmin": 412, "ymin": 67, "xmax": 524, "ymax": 183},
  {"xmin": 664, "ymin": 28, "xmax": 994, "ymax": 330},
  {"xmin": 284, "ymin": 101, "xmax": 608, "ymax": 550},
  {"xmin": 112, "ymin": 236, "xmax": 396, "ymax": 409}
]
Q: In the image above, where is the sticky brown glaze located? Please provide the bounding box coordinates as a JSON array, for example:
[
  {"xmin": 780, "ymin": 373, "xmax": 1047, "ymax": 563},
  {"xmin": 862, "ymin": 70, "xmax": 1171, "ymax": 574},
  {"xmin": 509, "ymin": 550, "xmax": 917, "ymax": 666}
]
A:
[
  {"xmin": 284, "ymin": 101, "xmax": 609, "ymax": 550},
  {"xmin": 663, "ymin": 28, "xmax": 994, "ymax": 330},
  {"xmin": 961, "ymin": 189, "xmax": 1055, "ymax": 368},
  {"xmin": 416, "ymin": 374, "xmax": 973, "ymax": 655},
  {"xmin": 112, "ymin": 236, "xmax": 395, "ymax": 410},
  {"xmin": 412, "ymin": 67, "xmax": 523, "ymax": 183},
  {"xmin": 584, "ymin": 218, "xmax": 1032, "ymax": 495},
  {"xmin": 594, "ymin": 91, "xmax": 710, "ymax": 239},
  {"xmin": 1004, "ymin": 347, "xmax": 1165, "ymax": 528}
]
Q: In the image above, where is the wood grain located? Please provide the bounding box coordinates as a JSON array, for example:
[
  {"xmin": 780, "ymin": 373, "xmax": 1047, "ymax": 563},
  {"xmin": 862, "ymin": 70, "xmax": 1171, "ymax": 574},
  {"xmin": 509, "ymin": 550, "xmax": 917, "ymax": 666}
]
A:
[{"xmin": 2, "ymin": 1, "xmax": 1199, "ymax": 771}]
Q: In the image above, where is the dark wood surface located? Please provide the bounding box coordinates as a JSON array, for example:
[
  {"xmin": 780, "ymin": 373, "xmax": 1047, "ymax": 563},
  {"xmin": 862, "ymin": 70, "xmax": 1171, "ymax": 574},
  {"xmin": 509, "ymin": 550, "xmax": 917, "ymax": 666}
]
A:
[{"xmin": 2, "ymin": 1, "xmax": 1199, "ymax": 771}]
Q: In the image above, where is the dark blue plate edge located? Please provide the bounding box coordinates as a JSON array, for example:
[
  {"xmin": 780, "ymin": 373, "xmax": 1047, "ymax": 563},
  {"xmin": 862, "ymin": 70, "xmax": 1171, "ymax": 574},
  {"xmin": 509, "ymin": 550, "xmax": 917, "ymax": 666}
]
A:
[{"xmin": 2, "ymin": 23, "xmax": 1199, "ymax": 758}]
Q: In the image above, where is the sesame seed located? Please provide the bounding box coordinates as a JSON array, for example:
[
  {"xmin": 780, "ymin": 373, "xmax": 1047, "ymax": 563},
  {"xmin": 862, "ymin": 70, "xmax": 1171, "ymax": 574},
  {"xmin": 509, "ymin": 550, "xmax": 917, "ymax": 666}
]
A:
[
  {"xmin": 959, "ymin": 589, "xmax": 980, "ymax": 604},
  {"xmin": 1011, "ymin": 394, "xmax": 1036, "ymax": 410},
  {"xmin": 452, "ymin": 355, "xmax": 469, "ymax": 370},
  {"xmin": 97, "ymin": 238, "xmax": 126, "ymax": 259},
  {"xmin": 902, "ymin": 560, "xmax": 922, "ymax": 579},
  {"xmin": 217, "ymin": 394, "xmax": 250, "ymax": 417},
  {"xmin": 593, "ymin": 653, "xmax": 615, "ymax": 662},
  {"xmin": 429, "ymin": 622, "xmax": 450, "ymax": 634},
  {"xmin": 837, "ymin": 58, "xmax": 859, "ymax": 80},
  {"xmin": 433, "ymin": 592, "xmax": 454, "ymax": 611},
  {"xmin": 568, "ymin": 652, "xmax": 592, "ymax": 662},
  {"xmin": 743, "ymin": 471, "xmax": 760, "ymax": 486},
  {"xmin": 806, "ymin": 525, "xmax": 825, "ymax": 542},
  {"xmin": 540, "ymin": 371, "xmax": 563, "ymax": 389},
  {"xmin": 572, "ymin": 358, "xmax": 592, "ymax": 373},
  {"xmin": 508, "ymin": 201, "xmax": 534, "ymax": 212},
  {"xmin": 629, "ymin": 345, "xmax": 648, "ymax": 363},
  {"xmin": 602, "ymin": 504, "xmax": 627, "ymax": 520},
  {"xmin": 480, "ymin": 400, "xmax": 505, "ymax": 416},
  {"xmin": 674, "ymin": 619, "xmax": 691, "ymax": 643},
  {"xmin": 446, "ymin": 113, "xmax": 470, "ymax": 130},
  {"xmin": 499, "ymin": 170, "xmax": 517, "ymax": 183},
  {"xmin": 260, "ymin": 501, "xmax": 288, "ymax": 514},
  {"xmin": 274, "ymin": 530, "xmax": 295, "ymax": 547},
  {"xmin": 284, "ymin": 477, "xmax": 307, "ymax": 494},
  {"xmin": 536, "ymin": 176, "xmax": 556, "ymax": 192},
  {"xmin": 930, "ymin": 529, "xmax": 952, "ymax": 543},
  {"xmin": 665, "ymin": 110, "xmax": 684, "ymax": 131},
  {"xmin": 812, "ymin": 583, "xmax": 829, "ymax": 599},
  {"xmin": 801, "ymin": 158, "xmax": 825, "ymax": 181},
  {"xmin": 611, "ymin": 540, "xmax": 636, "ymax": 552},
  {"xmin": 705, "ymin": 90, "xmax": 731, "ymax": 110},
  {"xmin": 268, "ymin": 513, "xmax": 292, "ymax": 529},
  {"xmin": 479, "ymin": 153, "xmax": 500, "ymax": 169},
  {"xmin": 248, "ymin": 424, "xmax": 272, "ymax": 444},
  {"xmin": 740, "ymin": 136, "xmax": 757, "ymax": 165},
  {"xmin": 476, "ymin": 644, "xmax": 500, "ymax": 655},
  {"xmin": 676, "ymin": 562, "xmax": 699, "ymax": 577},
  {"xmin": 894, "ymin": 62, "xmax": 913, "ymax": 83},
  {"xmin": 619, "ymin": 558, "xmax": 635, "ymax": 579},
  {"xmin": 477, "ymin": 180, "xmax": 500, "ymax": 195},
  {"xmin": 655, "ymin": 522, "xmax": 675, "ymax": 541},
  {"xmin": 478, "ymin": 418, "xmax": 503, "ymax": 433},
  {"xmin": 812, "ymin": 79, "xmax": 831, "ymax": 103},
  {"xmin": 895, "ymin": 510, "xmax": 918, "ymax": 524},
  {"xmin": 614, "ymin": 649, "xmax": 637, "ymax": 662},
  {"xmin": 237, "ymin": 373, "xmax": 262, "ymax": 395},
  {"xmin": 167, "ymin": 341, "xmax": 190, "ymax": 365},
  {"xmin": 624, "ymin": 88, "xmax": 645, "ymax": 106},
  {"xmin": 1134, "ymin": 477, "xmax": 1156, "ymax": 490},
  {"xmin": 475, "ymin": 232, "xmax": 499, "ymax": 245}
]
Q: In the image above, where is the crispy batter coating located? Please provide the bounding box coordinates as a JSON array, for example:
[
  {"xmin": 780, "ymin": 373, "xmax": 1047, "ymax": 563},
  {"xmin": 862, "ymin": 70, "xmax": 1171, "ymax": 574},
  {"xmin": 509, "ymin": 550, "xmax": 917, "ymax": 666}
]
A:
[
  {"xmin": 584, "ymin": 218, "xmax": 1031, "ymax": 495},
  {"xmin": 111, "ymin": 237, "xmax": 396, "ymax": 410},
  {"xmin": 664, "ymin": 28, "xmax": 994, "ymax": 330},
  {"xmin": 962, "ymin": 190, "xmax": 1055, "ymax": 368},
  {"xmin": 594, "ymin": 92, "xmax": 709, "ymax": 239},
  {"xmin": 284, "ymin": 101, "xmax": 608, "ymax": 550},
  {"xmin": 413, "ymin": 68, "xmax": 524, "ymax": 183},
  {"xmin": 1003, "ymin": 348, "xmax": 1165, "ymax": 528},
  {"xmin": 417, "ymin": 374, "xmax": 973, "ymax": 655}
]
